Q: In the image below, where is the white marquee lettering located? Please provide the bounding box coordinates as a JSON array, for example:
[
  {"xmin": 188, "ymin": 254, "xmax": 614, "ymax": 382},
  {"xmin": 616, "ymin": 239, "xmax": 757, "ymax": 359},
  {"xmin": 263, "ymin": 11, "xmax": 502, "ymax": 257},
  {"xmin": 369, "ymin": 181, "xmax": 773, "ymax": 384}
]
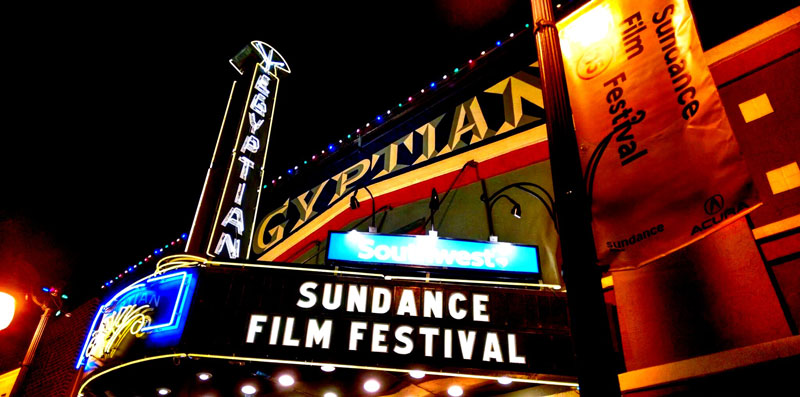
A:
[{"xmin": 246, "ymin": 315, "xmax": 267, "ymax": 343}]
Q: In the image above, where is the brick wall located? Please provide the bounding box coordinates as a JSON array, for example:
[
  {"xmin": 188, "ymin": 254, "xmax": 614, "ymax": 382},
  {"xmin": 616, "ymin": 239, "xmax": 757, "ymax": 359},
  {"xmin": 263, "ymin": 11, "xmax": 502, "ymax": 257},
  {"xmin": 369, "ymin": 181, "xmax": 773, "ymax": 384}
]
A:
[{"xmin": 18, "ymin": 298, "xmax": 98, "ymax": 397}]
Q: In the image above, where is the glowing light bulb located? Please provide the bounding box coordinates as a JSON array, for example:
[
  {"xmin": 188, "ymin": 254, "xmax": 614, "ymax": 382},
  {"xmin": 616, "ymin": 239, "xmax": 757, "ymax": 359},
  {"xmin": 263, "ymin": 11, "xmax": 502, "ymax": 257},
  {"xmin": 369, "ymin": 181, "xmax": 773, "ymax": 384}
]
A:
[
  {"xmin": 324, "ymin": 393, "xmax": 337, "ymax": 397},
  {"xmin": 481, "ymin": 51, "xmax": 486, "ymax": 55},
  {"xmin": 409, "ymin": 370, "xmax": 425, "ymax": 379},
  {"xmin": 278, "ymin": 374, "xmax": 294, "ymax": 386},
  {"xmin": 496, "ymin": 40, "xmax": 502, "ymax": 46},
  {"xmin": 509, "ymin": 32, "xmax": 514, "ymax": 37},
  {"xmin": 157, "ymin": 388, "xmax": 170, "ymax": 395},
  {"xmin": 241, "ymin": 385, "xmax": 257, "ymax": 395},
  {"xmin": 498, "ymin": 377, "xmax": 513, "ymax": 385},
  {"xmin": 525, "ymin": 23, "xmax": 530, "ymax": 28},
  {"xmin": 454, "ymin": 68, "xmax": 459, "ymax": 73},
  {"xmin": 197, "ymin": 372, "xmax": 212, "ymax": 381},
  {"xmin": 320, "ymin": 365, "xmax": 335, "ymax": 372},
  {"xmin": 408, "ymin": 96, "xmax": 413, "ymax": 101},
  {"xmin": 0, "ymin": 292, "xmax": 15, "ymax": 331},
  {"xmin": 364, "ymin": 379, "xmax": 380, "ymax": 393},
  {"xmin": 420, "ymin": 89, "xmax": 425, "ymax": 93},
  {"xmin": 447, "ymin": 386, "xmax": 463, "ymax": 396}
]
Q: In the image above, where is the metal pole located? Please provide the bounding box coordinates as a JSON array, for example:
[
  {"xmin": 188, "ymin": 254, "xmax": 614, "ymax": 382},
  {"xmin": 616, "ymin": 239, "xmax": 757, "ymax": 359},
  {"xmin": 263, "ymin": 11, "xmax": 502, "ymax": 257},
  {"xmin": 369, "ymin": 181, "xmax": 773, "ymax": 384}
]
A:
[
  {"xmin": 530, "ymin": 1, "xmax": 621, "ymax": 394},
  {"xmin": 10, "ymin": 306, "xmax": 53, "ymax": 397}
]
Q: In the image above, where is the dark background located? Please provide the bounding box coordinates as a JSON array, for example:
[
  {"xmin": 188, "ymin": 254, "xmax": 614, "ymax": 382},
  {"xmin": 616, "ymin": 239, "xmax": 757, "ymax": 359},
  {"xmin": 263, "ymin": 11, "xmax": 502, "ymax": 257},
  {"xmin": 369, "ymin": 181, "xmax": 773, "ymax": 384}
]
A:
[{"xmin": 1, "ymin": 0, "xmax": 796, "ymax": 372}]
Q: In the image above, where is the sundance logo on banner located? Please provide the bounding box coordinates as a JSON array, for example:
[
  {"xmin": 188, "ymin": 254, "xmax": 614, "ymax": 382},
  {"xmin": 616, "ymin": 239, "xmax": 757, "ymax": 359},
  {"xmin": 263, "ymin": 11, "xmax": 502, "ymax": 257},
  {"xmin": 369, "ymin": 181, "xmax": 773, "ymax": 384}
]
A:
[{"xmin": 557, "ymin": 0, "xmax": 760, "ymax": 270}]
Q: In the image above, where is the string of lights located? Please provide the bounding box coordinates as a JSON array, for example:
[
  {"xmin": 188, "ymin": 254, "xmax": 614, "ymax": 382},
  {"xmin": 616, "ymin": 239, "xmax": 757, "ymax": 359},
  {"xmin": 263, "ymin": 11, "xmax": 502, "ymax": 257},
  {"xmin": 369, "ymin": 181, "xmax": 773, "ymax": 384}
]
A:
[
  {"xmin": 100, "ymin": 233, "xmax": 188, "ymax": 289},
  {"xmin": 262, "ymin": 25, "xmax": 533, "ymax": 190}
]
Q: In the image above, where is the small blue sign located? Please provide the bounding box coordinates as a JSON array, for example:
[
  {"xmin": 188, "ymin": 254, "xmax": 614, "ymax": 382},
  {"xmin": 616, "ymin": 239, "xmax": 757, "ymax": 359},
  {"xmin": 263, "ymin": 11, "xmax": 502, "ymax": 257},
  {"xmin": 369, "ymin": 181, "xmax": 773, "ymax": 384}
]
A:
[
  {"xmin": 76, "ymin": 268, "xmax": 198, "ymax": 369},
  {"xmin": 327, "ymin": 231, "xmax": 540, "ymax": 275}
]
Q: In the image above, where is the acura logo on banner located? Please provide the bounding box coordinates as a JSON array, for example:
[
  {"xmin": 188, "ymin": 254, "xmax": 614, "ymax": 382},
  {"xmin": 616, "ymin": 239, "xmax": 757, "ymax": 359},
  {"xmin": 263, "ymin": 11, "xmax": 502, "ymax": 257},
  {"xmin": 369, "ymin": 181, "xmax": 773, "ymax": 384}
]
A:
[{"xmin": 704, "ymin": 194, "xmax": 724, "ymax": 216}]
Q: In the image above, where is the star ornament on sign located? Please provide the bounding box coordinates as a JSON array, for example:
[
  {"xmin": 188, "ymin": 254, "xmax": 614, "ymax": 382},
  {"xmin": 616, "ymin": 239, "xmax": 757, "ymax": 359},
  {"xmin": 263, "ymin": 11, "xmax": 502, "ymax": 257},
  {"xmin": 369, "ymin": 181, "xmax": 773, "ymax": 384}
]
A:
[{"xmin": 252, "ymin": 41, "xmax": 291, "ymax": 74}]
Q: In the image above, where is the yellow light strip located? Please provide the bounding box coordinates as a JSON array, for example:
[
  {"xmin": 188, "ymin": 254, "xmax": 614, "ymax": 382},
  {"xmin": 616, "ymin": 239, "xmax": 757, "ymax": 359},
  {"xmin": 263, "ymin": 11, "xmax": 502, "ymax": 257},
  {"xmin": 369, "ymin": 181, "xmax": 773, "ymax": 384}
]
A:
[
  {"xmin": 77, "ymin": 354, "xmax": 186, "ymax": 396},
  {"xmin": 206, "ymin": 64, "xmax": 263, "ymax": 257},
  {"xmin": 704, "ymin": 6, "xmax": 800, "ymax": 66},
  {"xmin": 385, "ymin": 275, "xmax": 561, "ymax": 289},
  {"xmin": 209, "ymin": 259, "xmax": 559, "ymax": 289},
  {"xmin": 77, "ymin": 352, "xmax": 577, "ymax": 394},
  {"xmin": 155, "ymin": 254, "xmax": 210, "ymax": 275},
  {"xmin": 210, "ymin": 259, "xmax": 388, "ymax": 279},
  {"xmin": 188, "ymin": 354, "xmax": 579, "ymax": 387},
  {"xmin": 752, "ymin": 213, "xmax": 800, "ymax": 240},
  {"xmin": 187, "ymin": 81, "xmax": 238, "ymax": 251}
]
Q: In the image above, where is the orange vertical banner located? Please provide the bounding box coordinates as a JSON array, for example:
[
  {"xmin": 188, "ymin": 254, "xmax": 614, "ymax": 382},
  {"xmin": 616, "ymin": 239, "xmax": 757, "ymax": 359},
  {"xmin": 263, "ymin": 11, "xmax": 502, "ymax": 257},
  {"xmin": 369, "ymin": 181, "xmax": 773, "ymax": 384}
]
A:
[{"xmin": 557, "ymin": 0, "xmax": 760, "ymax": 270}]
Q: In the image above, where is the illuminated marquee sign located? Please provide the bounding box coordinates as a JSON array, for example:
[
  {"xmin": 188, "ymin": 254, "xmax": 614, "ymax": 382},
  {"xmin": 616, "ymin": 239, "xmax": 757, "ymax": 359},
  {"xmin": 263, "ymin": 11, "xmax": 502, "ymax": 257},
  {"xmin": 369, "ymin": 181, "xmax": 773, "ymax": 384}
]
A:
[
  {"xmin": 209, "ymin": 42, "xmax": 291, "ymax": 260},
  {"xmin": 326, "ymin": 231, "xmax": 540, "ymax": 276},
  {"xmin": 180, "ymin": 266, "xmax": 575, "ymax": 377},
  {"xmin": 76, "ymin": 269, "xmax": 198, "ymax": 369}
]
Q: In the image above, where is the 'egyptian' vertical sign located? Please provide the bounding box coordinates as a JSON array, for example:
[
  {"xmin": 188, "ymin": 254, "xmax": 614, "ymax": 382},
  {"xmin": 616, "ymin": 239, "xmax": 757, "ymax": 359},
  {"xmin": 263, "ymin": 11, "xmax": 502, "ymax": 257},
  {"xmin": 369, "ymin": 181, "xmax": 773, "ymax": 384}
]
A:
[
  {"xmin": 208, "ymin": 42, "xmax": 291, "ymax": 260},
  {"xmin": 557, "ymin": 0, "xmax": 760, "ymax": 270}
]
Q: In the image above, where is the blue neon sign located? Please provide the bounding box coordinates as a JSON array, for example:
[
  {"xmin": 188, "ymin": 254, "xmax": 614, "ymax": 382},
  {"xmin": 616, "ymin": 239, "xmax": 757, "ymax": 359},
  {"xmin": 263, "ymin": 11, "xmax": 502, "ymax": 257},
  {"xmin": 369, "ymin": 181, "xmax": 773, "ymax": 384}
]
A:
[
  {"xmin": 76, "ymin": 268, "xmax": 198, "ymax": 369},
  {"xmin": 327, "ymin": 231, "xmax": 540, "ymax": 275}
]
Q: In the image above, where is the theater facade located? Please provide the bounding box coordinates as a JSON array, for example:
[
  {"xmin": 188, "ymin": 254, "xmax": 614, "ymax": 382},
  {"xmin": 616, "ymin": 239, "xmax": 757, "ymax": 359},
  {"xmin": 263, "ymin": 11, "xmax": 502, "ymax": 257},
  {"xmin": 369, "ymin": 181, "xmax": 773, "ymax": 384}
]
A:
[{"xmin": 70, "ymin": 2, "xmax": 800, "ymax": 397}]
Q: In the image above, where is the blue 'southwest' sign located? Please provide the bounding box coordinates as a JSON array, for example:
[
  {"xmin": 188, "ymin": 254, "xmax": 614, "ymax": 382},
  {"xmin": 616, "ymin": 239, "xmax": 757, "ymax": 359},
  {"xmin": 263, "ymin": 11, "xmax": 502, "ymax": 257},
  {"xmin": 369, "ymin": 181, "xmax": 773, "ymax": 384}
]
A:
[{"xmin": 327, "ymin": 231, "xmax": 540, "ymax": 275}]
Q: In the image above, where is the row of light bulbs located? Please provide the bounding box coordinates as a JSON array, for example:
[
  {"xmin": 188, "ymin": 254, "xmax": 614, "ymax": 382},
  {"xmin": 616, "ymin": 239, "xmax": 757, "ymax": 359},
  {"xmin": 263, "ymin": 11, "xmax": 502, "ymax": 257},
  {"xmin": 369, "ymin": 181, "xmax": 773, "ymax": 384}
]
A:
[
  {"xmin": 155, "ymin": 366, "xmax": 517, "ymax": 396},
  {"xmin": 100, "ymin": 233, "xmax": 188, "ymax": 289}
]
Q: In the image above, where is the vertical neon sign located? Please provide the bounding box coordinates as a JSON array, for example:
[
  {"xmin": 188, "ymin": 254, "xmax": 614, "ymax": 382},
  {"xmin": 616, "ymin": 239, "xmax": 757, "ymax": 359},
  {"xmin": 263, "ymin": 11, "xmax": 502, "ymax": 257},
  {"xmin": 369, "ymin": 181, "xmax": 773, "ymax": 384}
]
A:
[{"xmin": 208, "ymin": 42, "xmax": 291, "ymax": 260}]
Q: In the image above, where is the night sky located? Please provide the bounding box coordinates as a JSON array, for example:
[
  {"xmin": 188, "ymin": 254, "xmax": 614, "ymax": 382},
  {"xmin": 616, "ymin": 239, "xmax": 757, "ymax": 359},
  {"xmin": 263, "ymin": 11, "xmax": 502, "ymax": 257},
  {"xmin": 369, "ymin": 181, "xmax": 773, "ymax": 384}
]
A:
[{"xmin": 0, "ymin": 0, "xmax": 795, "ymax": 371}]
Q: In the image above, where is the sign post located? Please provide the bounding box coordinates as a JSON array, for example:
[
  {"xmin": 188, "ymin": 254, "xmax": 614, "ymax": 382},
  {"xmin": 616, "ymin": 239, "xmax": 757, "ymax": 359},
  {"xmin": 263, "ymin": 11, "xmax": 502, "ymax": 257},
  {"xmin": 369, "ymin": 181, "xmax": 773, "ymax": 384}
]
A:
[{"xmin": 530, "ymin": 0, "xmax": 621, "ymax": 394}]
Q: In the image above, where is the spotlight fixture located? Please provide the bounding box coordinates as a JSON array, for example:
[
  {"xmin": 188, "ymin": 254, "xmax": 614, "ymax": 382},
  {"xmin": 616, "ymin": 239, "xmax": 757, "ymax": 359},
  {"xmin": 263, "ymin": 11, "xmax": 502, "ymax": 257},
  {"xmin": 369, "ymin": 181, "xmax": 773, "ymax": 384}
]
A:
[
  {"xmin": 278, "ymin": 374, "xmax": 295, "ymax": 387},
  {"xmin": 157, "ymin": 388, "xmax": 171, "ymax": 395},
  {"xmin": 350, "ymin": 186, "xmax": 377, "ymax": 232},
  {"xmin": 511, "ymin": 202, "xmax": 522, "ymax": 219},
  {"xmin": 320, "ymin": 365, "xmax": 335, "ymax": 372},
  {"xmin": 241, "ymin": 384, "xmax": 257, "ymax": 395},
  {"xmin": 324, "ymin": 393, "xmax": 338, "ymax": 397},
  {"xmin": 197, "ymin": 372, "xmax": 212, "ymax": 381},
  {"xmin": 428, "ymin": 188, "xmax": 440, "ymax": 231},
  {"xmin": 364, "ymin": 379, "xmax": 381, "ymax": 393},
  {"xmin": 447, "ymin": 385, "xmax": 464, "ymax": 396}
]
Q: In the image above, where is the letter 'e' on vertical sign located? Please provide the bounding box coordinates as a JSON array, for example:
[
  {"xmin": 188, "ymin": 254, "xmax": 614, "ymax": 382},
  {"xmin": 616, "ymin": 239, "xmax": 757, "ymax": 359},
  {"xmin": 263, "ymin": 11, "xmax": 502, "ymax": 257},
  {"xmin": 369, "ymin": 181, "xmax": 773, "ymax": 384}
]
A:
[
  {"xmin": 557, "ymin": 0, "xmax": 760, "ymax": 269},
  {"xmin": 207, "ymin": 42, "xmax": 291, "ymax": 260}
]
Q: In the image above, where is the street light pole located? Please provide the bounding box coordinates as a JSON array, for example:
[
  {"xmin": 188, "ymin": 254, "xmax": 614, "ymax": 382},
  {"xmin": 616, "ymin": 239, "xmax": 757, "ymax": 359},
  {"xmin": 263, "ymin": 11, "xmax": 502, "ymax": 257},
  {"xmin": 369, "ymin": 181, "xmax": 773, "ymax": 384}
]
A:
[
  {"xmin": 529, "ymin": 1, "xmax": 621, "ymax": 394},
  {"xmin": 10, "ymin": 296, "xmax": 55, "ymax": 397}
]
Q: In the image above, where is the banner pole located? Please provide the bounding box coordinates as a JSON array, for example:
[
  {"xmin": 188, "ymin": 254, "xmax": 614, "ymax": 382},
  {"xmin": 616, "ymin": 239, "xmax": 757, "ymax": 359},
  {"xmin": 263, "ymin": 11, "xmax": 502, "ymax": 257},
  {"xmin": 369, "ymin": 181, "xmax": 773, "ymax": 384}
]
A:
[{"xmin": 529, "ymin": 1, "xmax": 621, "ymax": 394}]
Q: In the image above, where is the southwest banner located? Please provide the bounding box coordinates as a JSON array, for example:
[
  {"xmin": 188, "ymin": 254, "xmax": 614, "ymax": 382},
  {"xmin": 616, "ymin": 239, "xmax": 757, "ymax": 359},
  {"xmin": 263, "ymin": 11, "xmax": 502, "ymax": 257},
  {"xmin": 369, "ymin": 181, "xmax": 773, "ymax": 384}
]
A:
[{"xmin": 557, "ymin": 0, "xmax": 760, "ymax": 269}]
